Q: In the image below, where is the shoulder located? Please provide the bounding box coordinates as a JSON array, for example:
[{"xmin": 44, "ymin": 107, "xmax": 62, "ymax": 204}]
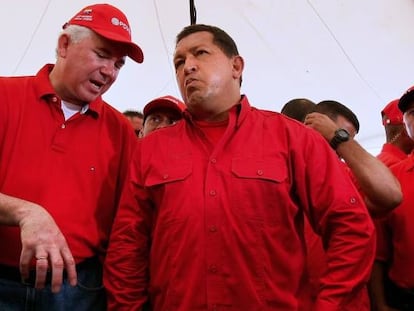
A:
[
  {"xmin": 390, "ymin": 156, "xmax": 414, "ymax": 177},
  {"xmin": 252, "ymin": 107, "xmax": 322, "ymax": 139}
]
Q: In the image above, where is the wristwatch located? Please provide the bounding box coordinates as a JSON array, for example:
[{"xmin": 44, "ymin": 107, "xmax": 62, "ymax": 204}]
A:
[{"xmin": 329, "ymin": 128, "xmax": 350, "ymax": 150}]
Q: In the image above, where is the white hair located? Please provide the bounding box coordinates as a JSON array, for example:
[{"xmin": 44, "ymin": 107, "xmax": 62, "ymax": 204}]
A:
[
  {"xmin": 61, "ymin": 24, "xmax": 93, "ymax": 43},
  {"xmin": 55, "ymin": 25, "xmax": 94, "ymax": 57}
]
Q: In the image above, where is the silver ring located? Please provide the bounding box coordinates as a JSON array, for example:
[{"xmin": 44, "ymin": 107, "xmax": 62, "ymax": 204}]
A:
[{"xmin": 36, "ymin": 256, "xmax": 48, "ymax": 260}]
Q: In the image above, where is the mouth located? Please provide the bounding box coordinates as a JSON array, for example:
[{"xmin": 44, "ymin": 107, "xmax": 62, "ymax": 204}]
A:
[
  {"xmin": 185, "ymin": 78, "xmax": 196, "ymax": 87},
  {"xmin": 90, "ymin": 79, "xmax": 105, "ymax": 91}
]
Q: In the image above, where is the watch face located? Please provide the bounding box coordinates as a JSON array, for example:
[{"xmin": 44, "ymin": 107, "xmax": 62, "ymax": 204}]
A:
[
  {"xmin": 330, "ymin": 128, "xmax": 350, "ymax": 150},
  {"xmin": 336, "ymin": 129, "xmax": 350, "ymax": 140}
]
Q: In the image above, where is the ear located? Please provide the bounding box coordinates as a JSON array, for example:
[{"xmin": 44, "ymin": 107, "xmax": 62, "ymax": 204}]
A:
[
  {"xmin": 138, "ymin": 128, "xmax": 144, "ymax": 138},
  {"xmin": 232, "ymin": 55, "xmax": 244, "ymax": 80},
  {"xmin": 56, "ymin": 34, "xmax": 71, "ymax": 58}
]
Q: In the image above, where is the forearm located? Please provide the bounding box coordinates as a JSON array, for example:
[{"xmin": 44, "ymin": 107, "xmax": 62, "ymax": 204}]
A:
[
  {"xmin": 104, "ymin": 224, "xmax": 150, "ymax": 310},
  {"xmin": 337, "ymin": 140, "xmax": 402, "ymax": 213},
  {"xmin": 104, "ymin": 190, "xmax": 151, "ymax": 310},
  {"xmin": 0, "ymin": 192, "xmax": 35, "ymax": 225},
  {"xmin": 316, "ymin": 207, "xmax": 376, "ymax": 308}
]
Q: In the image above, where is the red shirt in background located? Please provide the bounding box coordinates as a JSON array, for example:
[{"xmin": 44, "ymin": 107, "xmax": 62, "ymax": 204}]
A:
[
  {"xmin": 377, "ymin": 143, "xmax": 408, "ymax": 167},
  {"xmin": 375, "ymin": 155, "xmax": 414, "ymax": 288}
]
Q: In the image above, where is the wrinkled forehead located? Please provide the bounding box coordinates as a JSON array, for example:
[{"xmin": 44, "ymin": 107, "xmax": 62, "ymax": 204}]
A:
[{"xmin": 174, "ymin": 31, "xmax": 214, "ymax": 57}]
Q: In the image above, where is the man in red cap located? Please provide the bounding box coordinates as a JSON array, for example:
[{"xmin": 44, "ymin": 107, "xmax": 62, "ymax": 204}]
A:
[
  {"xmin": 376, "ymin": 99, "xmax": 414, "ymax": 166},
  {"xmin": 0, "ymin": 3, "xmax": 143, "ymax": 310},
  {"xmin": 370, "ymin": 87, "xmax": 414, "ymax": 311},
  {"xmin": 139, "ymin": 95, "xmax": 186, "ymax": 137}
]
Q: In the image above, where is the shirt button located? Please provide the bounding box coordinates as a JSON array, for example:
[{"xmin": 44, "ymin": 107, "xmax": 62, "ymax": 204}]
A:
[
  {"xmin": 209, "ymin": 225, "xmax": 217, "ymax": 232},
  {"xmin": 52, "ymin": 96, "xmax": 58, "ymax": 102},
  {"xmin": 209, "ymin": 265, "xmax": 218, "ymax": 273},
  {"xmin": 209, "ymin": 190, "xmax": 216, "ymax": 196},
  {"xmin": 211, "ymin": 158, "xmax": 217, "ymax": 164},
  {"xmin": 163, "ymin": 174, "xmax": 169, "ymax": 180},
  {"xmin": 350, "ymin": 197, "xmax": 357, "ymax": 204},
  {"xmin": 61, "ymin": 124, "xmax": 66, "ymax": 129},
  {"xmin": 257, "ymin": 169, "xmax": 264, "ymax": 176}
]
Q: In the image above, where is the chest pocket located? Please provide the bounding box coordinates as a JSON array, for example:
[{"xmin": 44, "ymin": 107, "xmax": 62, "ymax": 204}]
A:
[
  {"xmin": 231, "ymin": 158, "xmax": 287, "ymax": 182},
  {"xmin": 145, "ymin": 161, "xmax": 192, "ymax": 188},
  {"xmin": 144, "ymin": 159, "xmax": 193, "ymax": 223},
  {"xmin": 230, "ymin": 158, "xmax": 291, "ymax": 220}
]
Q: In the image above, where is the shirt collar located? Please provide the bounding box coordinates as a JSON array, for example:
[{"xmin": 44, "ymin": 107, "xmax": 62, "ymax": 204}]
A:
[
  {"xmin": 34, "ymin": 64, "xmax": 103, "ymax": 118},
  {"xmin": 182, "ymin": 94, "xmax": 251, "ymax": 125}
]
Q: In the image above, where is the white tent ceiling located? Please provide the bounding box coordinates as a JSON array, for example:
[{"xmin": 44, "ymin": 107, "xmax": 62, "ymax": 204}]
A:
[{"xmin": 2, "ymin": 0, "xmax": 414, "ymax": 154}]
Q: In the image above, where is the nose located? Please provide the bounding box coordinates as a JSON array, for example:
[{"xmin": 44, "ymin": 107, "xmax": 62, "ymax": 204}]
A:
[
  {"xmin": 183, "ymin": 56, "xmax": 197, "ymax": 75},
  {"xmin": 100, "ymin": 61, "xmax": 118, "ymax": 80}
]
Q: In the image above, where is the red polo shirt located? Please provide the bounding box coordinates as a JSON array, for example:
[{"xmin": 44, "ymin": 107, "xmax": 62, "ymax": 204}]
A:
[
  {"xmin": 105, "ymin": 96, "xmax": 375, "ymax": 311},
  {"xmin": 375, "ymin": 155, "xmax": 414, "ymax": 288},
  {"xmin": 0, "ymin": 64, "xmax": 137, "ymax": 266},
  {"xmin": 377, "ymin": 143, "xmax": 407, "ymax": 167}
]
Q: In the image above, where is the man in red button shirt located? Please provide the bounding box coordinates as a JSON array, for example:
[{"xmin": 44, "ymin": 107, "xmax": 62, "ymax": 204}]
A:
[
  {"xmin": 104, "ymin": 24, "xmax": 376, "ymax": 311},
  {"xmin": 302, "ymin": 100, "xmax": 402, "ymax": 310},
  {"xmin": 0, "ymin": 3, "xmax": 142, "ymax": 310}
]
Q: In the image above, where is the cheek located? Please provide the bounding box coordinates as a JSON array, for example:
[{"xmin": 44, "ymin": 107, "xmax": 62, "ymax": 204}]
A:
[
  {"xmin": 175, "ymin": 71, "xmax": 184, "ymax": 85},
  {"xmin": 404, "ymin": 119, "xmax": 414, "ymax": 139},
  {"xmin": 407, "ymin": 125, "xmax": 414, "ymax": 139},
  {"xmin": 208, "ymin": 71, "xmax": 225, "ymax": 90},
  {"xmin": 176, "ymin": 73, "xmax": 186, "ymax": 94}
]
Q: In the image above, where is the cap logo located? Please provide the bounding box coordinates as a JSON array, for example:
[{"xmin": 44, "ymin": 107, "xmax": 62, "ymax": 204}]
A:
[
  {"xmin": 72, "ymin": 8, "xmax": 93, "ymax": 22},
  {"xmin": 111, "ymin": 17, "xmax": 131, "ymax": 35}
]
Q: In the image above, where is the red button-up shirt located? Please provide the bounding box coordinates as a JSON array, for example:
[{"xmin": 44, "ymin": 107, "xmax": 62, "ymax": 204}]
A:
[
  {"xmin": 375, "ymin": 155, "xmax": 414, "ymax": 288},
  {"xmin": 105, "ymin": 96, "xmax": 375, "ymax": 311},
  {"xmin": 0, "ymin": 64, "xmax": 137, "ymax": 266}
]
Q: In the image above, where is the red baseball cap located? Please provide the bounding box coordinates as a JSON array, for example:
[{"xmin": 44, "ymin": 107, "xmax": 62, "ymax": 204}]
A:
[
  {"xmin": 398, "ymin": 85, "xmax": 414, "ymax": 113},
  {"xmin": 381, "ymin": 99, "xmax": 403, "ymax": 126},
  {"xmin": 143, "ymin": 96, "xmax": 186, "ymax": 121},
  {"xmin": 63, "ymin": 4, "xmax": 143, "ymax": 63}
]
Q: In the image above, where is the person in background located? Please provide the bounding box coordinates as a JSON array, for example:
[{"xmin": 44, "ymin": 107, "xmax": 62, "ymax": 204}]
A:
[
  {"xmin": 369, "ymin": 99, "xmax": 414, "ymax": 311},
  {"xmin": 0, "ymin": 3, "xmax": 143, "ymax": 310},
  {"xmin": 123, "ymin": 110, "xmax": 144, "ymax": 137},
  {"xmin": 139, "ymin": 95, "xmax": 186, "ymax": 137},
  {"xmin": 370, "ymin": 86, "xmax": 414, "ymax": 311},
  {"xmin": 136, "ymin": 95, "xmax": 185, "ymax": 311},
  {"xmin": 280, "ymin": 98, "xmax": 316, "ymax": 122},
  {"xmin": 302, "ymin": 100, "xmax": 402, "ymax": 310},
  {"xmin": 376, "ymin": 99, "xmax": 414, "ymax": 166},
  {"xmin": 104, "ymin": 24, "xmax": 376, "ymax": 311},
  {"xmin": 305, "ymin": 100, "xmax": 401, "ymax": 215}
]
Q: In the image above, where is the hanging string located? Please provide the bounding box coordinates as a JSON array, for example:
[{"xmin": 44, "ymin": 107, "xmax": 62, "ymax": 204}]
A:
[
  {"xmin": 13, "ymin": 0, "xmax": 52, "ymax": 74},
  {"xmin": 189, "ymin": 0, "xmax": 197, "ymax": 25}
]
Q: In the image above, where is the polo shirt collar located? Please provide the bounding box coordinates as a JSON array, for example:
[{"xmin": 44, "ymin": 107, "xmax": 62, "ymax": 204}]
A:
[{"xmin": 34, "ymin": 64, "xmax": 104, "ymax": 117}]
